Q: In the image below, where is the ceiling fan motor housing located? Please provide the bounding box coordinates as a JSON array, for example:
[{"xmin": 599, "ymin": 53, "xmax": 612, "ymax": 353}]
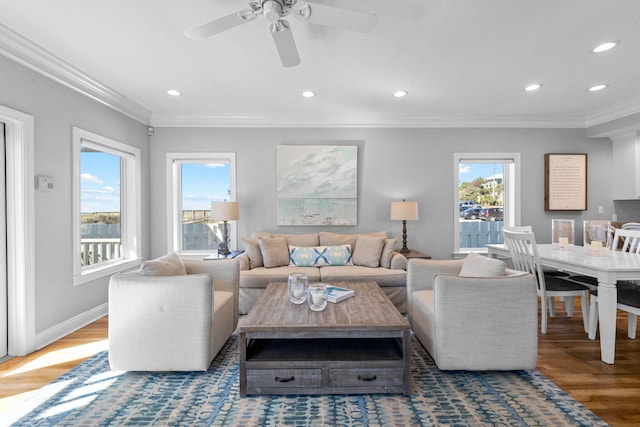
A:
[{"xmin": 249, "ymin": 0, "xmax": 296, "ymax": 20}]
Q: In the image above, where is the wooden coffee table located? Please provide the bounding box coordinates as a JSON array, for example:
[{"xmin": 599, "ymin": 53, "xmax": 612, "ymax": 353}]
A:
[{"xmin": 238, "ymin": 281, "xmax": 411, "ymax": 397}]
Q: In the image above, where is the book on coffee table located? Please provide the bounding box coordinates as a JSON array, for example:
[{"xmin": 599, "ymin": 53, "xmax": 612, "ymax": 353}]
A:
[{"xmin": 326, "ymin": 286, "xmax": 354, "ymax": 303}]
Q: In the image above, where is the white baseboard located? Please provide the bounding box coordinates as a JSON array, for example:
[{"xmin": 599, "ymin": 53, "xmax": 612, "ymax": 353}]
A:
[{"xmin": 35, "ymin": 303, "xmax": 108, "ymax": 350}]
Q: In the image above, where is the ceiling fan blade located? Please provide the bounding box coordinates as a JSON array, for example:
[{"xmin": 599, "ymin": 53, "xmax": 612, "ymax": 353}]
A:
[
  {"xmin": 293, "ymin": 3, "xmax": 377, "ymax": 33},
  {"xmin": 270, "ymin": 20, "xmax": 300, "ymax": 67},
  {"xmin": 185, "ymin": 9, "xmax": 257, "ymax": 39}
]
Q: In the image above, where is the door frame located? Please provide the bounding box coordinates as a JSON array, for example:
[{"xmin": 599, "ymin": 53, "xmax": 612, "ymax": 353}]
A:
[{"xmin": 0, "ymin": 105, "xmax": 35, "ymax": 356}]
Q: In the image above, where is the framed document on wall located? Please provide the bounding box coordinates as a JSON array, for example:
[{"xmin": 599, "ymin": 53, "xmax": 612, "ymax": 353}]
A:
[{"xmin": 544, "ymin": 153, "xmax": 587, "ymax": 211}]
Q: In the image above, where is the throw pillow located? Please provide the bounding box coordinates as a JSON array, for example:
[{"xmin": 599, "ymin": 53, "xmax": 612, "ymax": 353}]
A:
[
  {"xmin": 258, "ymin": 237, "xmax": 290, "ymax": 268},
  {"xmin": 289, "ymin": 245, "xmax": 353, "ymax": 267},
  {"xmin": 352, "ymin": 235, "xmax": 386, "ymax": 268},
  {"xmin": 140, "ymin": 252, "xmax": 187, "ymax": 276},
  {"xmin": 459, "ymin": 253, "xmax": 506, "ymax": 277},
  {"xmin": 379, "ymin": 238, "xmax": 398, "ymax": 269},
  {"xmin": 242, "ymin": 237, "xmax": 263, "ymax": 269}
]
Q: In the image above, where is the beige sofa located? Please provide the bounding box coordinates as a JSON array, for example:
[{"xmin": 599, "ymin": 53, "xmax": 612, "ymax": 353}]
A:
[
  {"xmin": 108, "ymin": 255, "xmax": 239, "ymax": 371},
  {"xmin": 407, "ymin": 257, "xmax": 538, "ymax": 370},
  {"xmin": 237, "ymin": 231, "xmax": 408, "ymax": 314}
]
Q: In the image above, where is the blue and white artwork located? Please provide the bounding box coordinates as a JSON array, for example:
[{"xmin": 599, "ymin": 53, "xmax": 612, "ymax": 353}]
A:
[{"xmin": 277, "ymin": 145, "xmax": 357, "ymax": 226}]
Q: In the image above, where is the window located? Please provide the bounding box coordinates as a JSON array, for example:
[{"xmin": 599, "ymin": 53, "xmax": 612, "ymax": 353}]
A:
[
  {"xmin": 454, "ymin": 153, "xmax": 521, "ymax": 254},
  {"xmin": 72, "ymin": 127, "xmax": 141, "ymax": 285},
  {"xmin": 166, "ymin": 153, "xmax": 236, "ymax": 254}
]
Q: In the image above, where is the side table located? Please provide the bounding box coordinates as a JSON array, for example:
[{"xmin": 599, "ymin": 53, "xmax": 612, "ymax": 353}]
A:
[
  {"xmin": 395, "ymin": 249, "xmax": 431, "ymax": 259},
  {"xmin": 204, "ymin": 250, "xmax": 244, "ymax": 260}
]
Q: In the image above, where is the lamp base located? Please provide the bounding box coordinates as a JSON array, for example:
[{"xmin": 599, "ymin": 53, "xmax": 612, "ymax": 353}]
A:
[
  {"xmin": 217, "ymin": 242, "xmax": 231, "ymax": 256},
  {"xmin": 397, "ymin": 247, "xmax": 411, "ymax": 254}
]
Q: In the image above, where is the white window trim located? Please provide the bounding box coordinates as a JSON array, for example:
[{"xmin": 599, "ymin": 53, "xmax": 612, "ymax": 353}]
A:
[
  {"xmin": 453, "ymin": 152, "xmax": 521, "ymax": 255},
  {"xmin": 166, "ymin": 152, "xmax": 237, "ymax": 256},
  {"xmin": 72, "ymin": 127, "xmax": 142, "ymax": 285}
]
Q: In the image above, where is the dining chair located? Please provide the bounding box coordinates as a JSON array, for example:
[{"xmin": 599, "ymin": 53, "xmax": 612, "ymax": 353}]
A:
[
  {"xmin": 502, "ymin": 229, "xmax": 590, "ymax": 334},
  {"xmin": 586, "ymin": 228, "xmax": 640, "ymax": 340},
  {"xmin": 502, "ymin": 226, "xmax": 570, "ymax": 280}
]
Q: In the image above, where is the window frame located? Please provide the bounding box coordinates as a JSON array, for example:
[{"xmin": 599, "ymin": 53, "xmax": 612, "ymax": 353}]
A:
[
  {"xmin": 166, "ymin": 152, "xmax": 237, "ymax": 256},
  {"xmin": 72, "ymin": 127, "xmax": 142, "ymax": 285},
  {"xmin": 453, "ymin": 152, "xmax": 521, "ymax": 255}
]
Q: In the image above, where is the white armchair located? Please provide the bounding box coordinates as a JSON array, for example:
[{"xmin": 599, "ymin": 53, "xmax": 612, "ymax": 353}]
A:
[
  {"xmin": 108, "ymin": 257, "xmax": 239, "ymax": 371},
  {"xmin": 407, "ymin": 258, "xmax": 538, "ymax": 370}
]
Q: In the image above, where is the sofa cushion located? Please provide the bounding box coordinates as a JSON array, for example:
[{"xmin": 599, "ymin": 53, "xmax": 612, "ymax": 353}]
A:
[
  {"xmin": 284, "ymin": 233, "xmax": 320, "ymax": 247},
  {"xmin": 240, "ymin": 266, "xmax": 321, "ymax": 288},
  {"xmin": 258, "ymin": 237, "xmax": 290, "ymax": 268},
  {"xmin": 289, "ymin": 245, "xmax": 353, "ymax": 267},
  {"xmin": 459, "ymin": 253, "xmax": 506, "ymax": 277},
  {"xmin": 140, "ymin": 252, "xmax": 186, "ymax": 276},
  {"xmin": 352, "ymin": 235, "xmax": 386, "ymax": 267},
  {"xmin": 380, "ymin": 238, "xmax": 398, "ymax": 269},
  {"xmin": 319, "ymin": 265, "xmax": 406, "ymax": 287},
  {"xmin": 241, "ymin": 238, "xmax": 264, "ymax": 269}
]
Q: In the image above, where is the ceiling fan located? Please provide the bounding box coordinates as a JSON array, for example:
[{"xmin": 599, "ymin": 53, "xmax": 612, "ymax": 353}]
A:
[{"xmin": 185, "ymin": 0, "xmax": 377, "ymax": 67}]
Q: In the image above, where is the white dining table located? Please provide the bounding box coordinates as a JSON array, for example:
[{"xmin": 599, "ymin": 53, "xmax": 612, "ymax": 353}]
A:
[{"xmin": 487, "ymin": 243, "xmax": 640, "ymax": 364}]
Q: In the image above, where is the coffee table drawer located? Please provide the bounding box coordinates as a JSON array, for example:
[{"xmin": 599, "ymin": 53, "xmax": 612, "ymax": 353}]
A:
[
  {"xmin": 329, "ymin": 368, "xmax": 404, "ymax": 388},
  {"xmin": 247, "ymin": 369, "xmax": 322, "ymax": 389}
]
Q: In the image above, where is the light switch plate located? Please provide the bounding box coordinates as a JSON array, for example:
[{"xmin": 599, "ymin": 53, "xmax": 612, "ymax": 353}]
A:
[{"xmin": 37, "ymin": 175, "xmax": 54, "ymax": 191}]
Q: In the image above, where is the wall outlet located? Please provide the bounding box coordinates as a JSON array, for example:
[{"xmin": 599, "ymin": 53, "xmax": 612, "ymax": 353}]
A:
[{"xmin": 598, "ymin": 206, "xmax": 604, "ymax": 214}]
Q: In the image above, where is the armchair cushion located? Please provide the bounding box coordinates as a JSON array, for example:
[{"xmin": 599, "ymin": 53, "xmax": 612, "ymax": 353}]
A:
[
  {"xmin": 139, "ymin": 252, "xmax": 186, "ymax": 276},
  {"xmin": 458, "ymin": 253, "xmax": 506, "ymax": 277}
]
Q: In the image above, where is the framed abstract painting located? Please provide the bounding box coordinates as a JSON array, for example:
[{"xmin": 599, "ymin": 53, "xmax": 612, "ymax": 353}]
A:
[{"xmin": 277, "ymin": 145, "xmax": 357, "ymax": 225}]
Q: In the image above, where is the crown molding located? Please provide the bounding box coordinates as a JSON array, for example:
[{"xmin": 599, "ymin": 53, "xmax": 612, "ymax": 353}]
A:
[
  {"xmin": 0, "ymin": 23, "xmax": 151, "ymax": 124},
  {"xmin": 150, "ymin": 113, "xmax": 586, "ymax": 129},
  {"xmin": 586, "ymin": 95, "xmax": 640, "ymax": 128}
]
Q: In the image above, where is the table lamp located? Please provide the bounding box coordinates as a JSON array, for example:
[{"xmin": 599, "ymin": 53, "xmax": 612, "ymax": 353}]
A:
[
  {"xmin": 211, "ymin": 201, "xmax": 239, "ymax": 255},
  {"xmin": 391, "ymin": 200, "xmax": 418, "ymax": 253}
]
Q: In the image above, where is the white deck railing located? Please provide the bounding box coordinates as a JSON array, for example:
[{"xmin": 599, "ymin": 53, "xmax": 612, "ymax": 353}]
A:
[{"xmin": 81, "ymin": 238, "xmax": 121, "ymax": 266}]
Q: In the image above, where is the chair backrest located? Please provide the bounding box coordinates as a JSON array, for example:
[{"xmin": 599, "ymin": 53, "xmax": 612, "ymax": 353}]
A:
[
  {"xmin": 612, "ymin": 228, "xmax": 640, "ymax": 254},
  {"xmin": 502, "ymin": 225, "xmax": 533, "ymax": 232},
  {"xmin": 502, "ymin": 229, "xmax": 546, "ymax": 292}
]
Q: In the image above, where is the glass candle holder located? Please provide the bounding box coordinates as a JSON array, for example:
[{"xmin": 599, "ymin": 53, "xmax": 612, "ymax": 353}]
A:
[
  {"xmin": 308, "ymin": 283, "xmax": 327, "ymax": 312},
  {"xmin": 287, "ymin": 272, "xmax": 308, "ymax": 304},
  {"xmin": 583, "ymin": 220, "xmax": 612, "ymax": 255},
  {"xmin": 552, "ymin": 219, "xmax": 575, "ymax": 249}
]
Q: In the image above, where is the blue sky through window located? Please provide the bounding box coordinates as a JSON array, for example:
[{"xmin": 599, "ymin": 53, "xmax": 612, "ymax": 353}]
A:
[
  {"xmin": 459, "ymin": 163, "xmax": 504, "ymax": 184},
  {"xmin": 80, "ymin": 149, "xmax": 121, "ymax": 213},
  {"xmin": 81, "ymin": 153, "xmax": 232, "ymax": 213},
  {"xmin": 181, "ymin": 162, "xmax": 231, "ymax": 211}
]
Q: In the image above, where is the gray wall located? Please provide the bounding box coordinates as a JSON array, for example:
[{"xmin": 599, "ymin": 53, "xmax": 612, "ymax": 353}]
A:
[
  {"xmin": 0, "ymin": 55, "xmax": 151, "ymax": 334},
  {"xmin": 150, "ymin": 127, "xmax": 621, "ymax": 259}
]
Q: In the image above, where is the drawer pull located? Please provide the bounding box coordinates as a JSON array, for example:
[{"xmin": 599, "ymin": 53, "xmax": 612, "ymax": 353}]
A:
[
  {"xmin": 357, "ymin": 374, "xmax": 377, "ymax": 382},
  {"xmin": 275, "ymin": 375, "xmax": 295, "ymax": 383}
]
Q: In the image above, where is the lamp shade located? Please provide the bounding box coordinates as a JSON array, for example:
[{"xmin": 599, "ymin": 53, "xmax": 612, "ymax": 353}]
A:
[
  {"xmin": 211, "ymin": 201, "xmax": 239, "ymax": 221},
  {"xmin": 390, "ymin": 201, "xmax": 418, "ymax": 221}
]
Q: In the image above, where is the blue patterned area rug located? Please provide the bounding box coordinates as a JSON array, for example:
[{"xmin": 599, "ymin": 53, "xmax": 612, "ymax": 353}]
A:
[{"xmin": 7, "ymin": 335, "xmax": 606, "ymax": 426}]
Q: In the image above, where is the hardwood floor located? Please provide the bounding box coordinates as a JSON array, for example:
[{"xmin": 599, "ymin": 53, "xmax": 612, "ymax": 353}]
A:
[{"xmin": 0, "ymin": 307, "xmax": 639, "ymax": 426}]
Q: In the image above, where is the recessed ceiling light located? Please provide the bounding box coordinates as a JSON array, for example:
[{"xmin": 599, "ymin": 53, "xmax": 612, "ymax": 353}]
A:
[
  {"xmin": 302, "ymin": 90, "xmax": 315, "ymax": 98},
  {"xmin": 588, "ymin": 84, "xmax": 608, "ymax": 92},
  {"xmin": 167, "ymin": 89, "xmax": 181, "ymax": 96},
  {"xmin": 393, "ymin": 90, "xmax": 408, "ymax": 98},
  {"xmin": 524, "ymin": 83, "xmax": 542, "ymax": 92},
  {"xmin": 591, "ymin": 41, "xmax": 618, "ymax": 53}
]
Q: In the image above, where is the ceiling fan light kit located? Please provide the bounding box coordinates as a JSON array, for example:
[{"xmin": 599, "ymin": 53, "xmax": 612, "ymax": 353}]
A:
[{"xmin": 185, "ymin": 0, "xmax": 377, "ymax": 67}]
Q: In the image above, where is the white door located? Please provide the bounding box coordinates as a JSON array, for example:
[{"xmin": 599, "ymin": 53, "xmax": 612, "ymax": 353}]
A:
[{"xmin": 0, "ymin": 122, "xmax": 7, "ymax": 359}]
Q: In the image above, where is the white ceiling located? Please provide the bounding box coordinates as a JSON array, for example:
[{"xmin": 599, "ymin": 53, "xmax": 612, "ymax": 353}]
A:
[{"xmin": 1, "ymin": 0, "xmax": 639, "ymax": 127}]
